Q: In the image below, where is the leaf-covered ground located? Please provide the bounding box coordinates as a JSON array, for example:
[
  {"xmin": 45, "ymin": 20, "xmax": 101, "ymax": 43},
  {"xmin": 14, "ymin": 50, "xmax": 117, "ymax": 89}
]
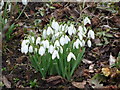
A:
[{"xmin": 1, "ymin": 2, "xmax": 120, "ymax": 89}]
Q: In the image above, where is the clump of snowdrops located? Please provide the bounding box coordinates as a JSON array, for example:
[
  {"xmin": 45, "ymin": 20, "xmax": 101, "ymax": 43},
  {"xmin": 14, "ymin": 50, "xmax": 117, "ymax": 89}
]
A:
[{"xmin": 21, "ymin": 17, "xmax": 95, "ymax": 80}]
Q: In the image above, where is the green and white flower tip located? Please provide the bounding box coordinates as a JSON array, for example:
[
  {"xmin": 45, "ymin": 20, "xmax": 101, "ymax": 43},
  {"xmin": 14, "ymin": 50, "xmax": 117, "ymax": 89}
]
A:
[
  {"xmin": 83, "ymin": 17, "xmax": 91, "ymax": 25},
  {"xmin": 39, "ymin": 46, "xmax": 46, "ymax": 56},
  {"xmin": 88, "ymin": 30, "xmax": 95, "ymax": 39},
  {"xmin": 87, "ymin": 40, "xmax": 92, "ymax": 47},
  {"xmin": 52, "ymin": 50, "xmax": 60, "ymax": 60},
  {"xmin": 54, "ymin": 40, "xmax": 60, "ymax": 48},
  {"xmin": 22, "ymin": 0, "xmax": 28, "ymax": 5},
  {"xmin": 67, "ymin": 52, "xmax": 76, "ymax": 62}
]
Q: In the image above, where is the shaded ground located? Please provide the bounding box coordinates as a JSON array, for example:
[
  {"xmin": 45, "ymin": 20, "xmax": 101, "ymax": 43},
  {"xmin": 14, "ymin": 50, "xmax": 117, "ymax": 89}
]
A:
[{"xmin": 2, "ymin": 2, "xmax": 120, "ymax": 89}]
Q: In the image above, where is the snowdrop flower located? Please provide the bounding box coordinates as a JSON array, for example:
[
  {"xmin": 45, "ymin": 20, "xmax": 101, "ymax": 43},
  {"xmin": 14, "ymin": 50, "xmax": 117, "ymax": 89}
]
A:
[
  {"xmin": 52, "ymin": 20, "xmax": 59, "ymax": 33},
  {"xmin": 60, "ymin": 35, "xmax": 65, "ymax": 46},
  {"xmin": 21, "ymin": 40, "xmax": 29, "ymax": 47},
  {"xmin": 64, "ymin": 35, "xmax": 70, "ymax": 44},
  {"xmin": 8, "ymin": 3, "xmax": 11, "ymax": 12},
  {"xmin": 43, "ymin": 30, "xmax": 47, "ymax": 39},
  {"xmin": 88, "ymin": 30, "xmax": 95, "ymax": 39},
  {"xmin": 73, "ymin": 39, "xmax": 82, "ymax": 49},
  {"xmin": 68, "ymin": 24, "xmax": 76, "ymax": 36},
  {"xmin": 54, "ymin": 40, "xmax": 60, "ymax": 47},
  {"xmin": 39, "ymin": 46, "xmax": 46, "ymax": 56},
  {"xmin": 67, "ymin": 52, "xmax": 76, "ymax": 62},
  {"xmin": 29, "ymin": 45, "xmax": 33, "ymax": 53},
  {"xmin": 22, "ymin": 0, "xmax": 28, "ymax": 5},
  {"xmin": 36, "ymin": 37, "xmax": 41, "ymax": 45},
  {"xmin": 47, "ymin": 26, "xmax": 53, "ymax": 35},
  {"xmin": 41, "ymin": 40, "xmax": 49, "ymax": 49},
  {"xmin": 48, "ymin": 45, "xmax": 54, "ymax": 54},
  {"xmin": 83, "ymin": 17, "xmax": 91, "ymax": 25},
  {"xmin": 21, "ymin": 40, "xmax": 29, "ymax": 54},
  {"xmin": 87, "ymin": 40, "xmax": 92, "ymax": 47},
  {"xmin": 21, "ymin": 44, "xmax": 29, "ymax": 54},
  {"xmin": 82, "ymin": 40, "xmax": 85, "ymax": 46},
  {"xmin": 57, "ymin": 46, "xmax": 63, "ymax": 54},
  {"xmin": 52, "ymin": 50, "xmax": 59, "ymax": 60},
  {"xmin": 0, "ymin": 0, "xmax": 4, "ymax": 10}
]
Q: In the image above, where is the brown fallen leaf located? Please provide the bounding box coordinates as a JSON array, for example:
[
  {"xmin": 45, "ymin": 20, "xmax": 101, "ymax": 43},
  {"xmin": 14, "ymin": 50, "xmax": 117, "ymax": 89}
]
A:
[
  {"xmin": 16, "ymin": 55, "xmax": 27, "ymax": 64},
  {"xmin": 72, "ymin": 81, "xmax": 86, "ymax": 88},
  {"xmin": 45, "ymin": 76, "xmax": 65, "ymax": 85},
  {"xmin": 2, "ymin": 76, "xmax": 11, "ymax": 88}
]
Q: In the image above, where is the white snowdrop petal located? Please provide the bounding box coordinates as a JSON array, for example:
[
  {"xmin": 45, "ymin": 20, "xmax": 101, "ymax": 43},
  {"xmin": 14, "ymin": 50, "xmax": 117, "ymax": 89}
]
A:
[
  {"xmin": 67, "ymin": 52, "xmax": 76, "ymax": 62},
  {"xmin": 48, "ymin": 45, "xmax": 54, "ymax": 54},
  {"xmin": 22, "ymin": 0, "xmax": 28, "ymax": 5},
  {"xmin": 52, "ymin": 50, "xmax": 59, "ymax": 60},
  {"xmin": 87, "ymin": 40, "xmax": 92, "ymax": 47},
  {"xmin": 54, "ymin": 40, "xmax": 60, "ymax": 47},
  {"xmin": 21, "ymin": 45, "xmax": 29, "ymax": 54},
  {"xmin": 88, "ymin": 30, "xmax": 95, "ymax": 39},
  {"xmin": 29, "ymin": 45, "xmax": 33, "ymax": 53},
  {"xmin": 39, "ymin": 46, "xmax": 45, "ymax": 56},
  {"xmin": 60, "ymin": 36, "xmax": 65, "ymax": 46},
  {"xmin": 84, "ymin": 17, "xmax": 91, "ymax": 25},
  {"xmin": 47, "ymin": 26, "xmax": 53, "ymax": 35},
  {"xmin": 52, "ymin": 20, "xmax": 59, "ymax": 33},
  {"xmin": 36, "ymin": 37, "xmax": 41, "ymax": 45},
  {"xmin": 43, "ymin": 30, "xmax": 47, "ymax": 39}
]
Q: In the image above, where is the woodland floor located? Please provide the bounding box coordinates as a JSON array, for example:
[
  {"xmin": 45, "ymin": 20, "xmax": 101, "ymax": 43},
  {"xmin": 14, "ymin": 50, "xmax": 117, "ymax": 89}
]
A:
[{"xmin": 1, "ymin": 2, "xmax": 120, "ymax": 89}]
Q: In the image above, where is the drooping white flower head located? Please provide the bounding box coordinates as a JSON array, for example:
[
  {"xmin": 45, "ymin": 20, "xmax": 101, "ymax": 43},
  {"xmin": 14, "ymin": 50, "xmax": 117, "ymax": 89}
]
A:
[
  {"xmin": 36, "ymin": 37, "xmax": 41, "ymax": 45},
  {"xmin": 87, "ymin": 40, "xmax": 92, "ymax": 47},
  {"xmin": 21, "ymin": 44, "xmax": 29, "ymax": 54},
  {"xmin": 83, "ymin": 17, "xmax": 91, "ymax": 25},
  {"xmin": 21, "ymin": 40, "xmax": 29, "ymax": 54},
  {"xmin": 39, "ymin": 46, "xmax": 46, "ymax": 56},
  {"xmin": 43, "ymin": 30, "xmax": 47, "ymax": 39},
  {"xmin": 41, "ymin": 40, "xmax": 49, "ymax": 49},
  {"xmin": 88, "ymin": 30, "xmax": 95, "ymax": 39},
  {"xmin": 67, "ymin": 52, "xmax": 76, "ymax": 62},
  {"xmin": 54, "ymin": 40, "xmax": 60, "ymax": 48},
  {"xmin": 68, "ymin": 24, "xmax": 76, "ymax": 36},
  {"xmin": 73, "ymin": 39, "xmax": 82, "ymax": 49},
  {"xmin": 52, "ymin": 20, "xmax": 59, "ymax": 33},
  {"xmin": 29, "ymin": 45, "xmax": 33, "ymax": 53},
  {"xmin": 48, "ymin": 45, "xmax": 54, "ymax": 54},
  {"xmin": 0, "ymin": 0, "xmax": 4, "ymax": 10},
  {"xmin": 21, "ymin": 40, "xmax": 29, "ymax": 47},
  {"xmin": 52, "ymin": 50, "xmax": 59, "ymax": 60},
  {"xmin": 82, "ymin": 40, "xmax": 85, "ymax": 47},
  {"xmin": 22, "ymin": 0, "xmax": 28, "ymax": 5},
  {"xmin": 64, "ymin": 35, "xmax": 70, "ymax": 44},
  {"xmin": 47, "ymin": 26, "xmax": 54, "ymax": 35},
  {"xmin": 60, "ymin": 35, "xmax": 65, "ymax": 46}
]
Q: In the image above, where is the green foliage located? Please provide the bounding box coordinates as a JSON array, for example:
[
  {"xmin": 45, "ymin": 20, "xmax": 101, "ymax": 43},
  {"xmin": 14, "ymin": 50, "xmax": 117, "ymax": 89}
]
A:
[{"xmin": 29, "ymin": 79, "xmax": 38, "ymax": 88}]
